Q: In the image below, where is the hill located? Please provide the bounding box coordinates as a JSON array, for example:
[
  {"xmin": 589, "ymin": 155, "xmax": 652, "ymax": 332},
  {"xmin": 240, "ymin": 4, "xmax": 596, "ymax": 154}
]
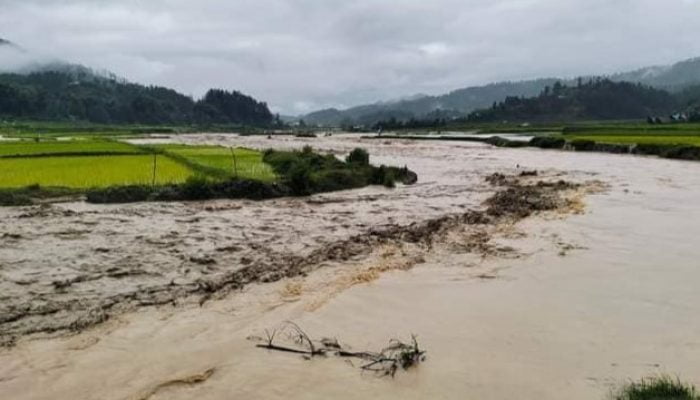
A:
[
  {"xmin": 611, "ymin": 57, "xmax": 700, "ymax": 92},
  {"xmin": 0, "ymin": 67, "xmax": 274, "ymax": 126},
  {"xmin": 305, "ymin": 79, "xmax": 557, "ymax": 126},
  {"xmin": 0, "ymin": 38, "xmax": 274, "ymax": 126},
  {"xmin": 466, "ymin": 79, "xmax": 676, "ymax": 123},
  {"xmin": 303, "ymin": 57, "xmax": 700, "ymax": 127}
]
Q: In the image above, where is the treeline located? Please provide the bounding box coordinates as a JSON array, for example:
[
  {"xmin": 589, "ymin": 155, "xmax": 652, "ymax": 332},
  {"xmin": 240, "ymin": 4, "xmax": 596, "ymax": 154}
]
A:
[
  {"xmin": 466, "ymin": 79, "xmax": 677, "ymax": 122},
  {"xmin": 370, "ymin": 79, "xmax": 700, "ymax": 128},
  {"xmin": 0, "ymin": 68, "xmax": 275, "ymax": 126},
  {"xmin": 373, "ymin": 117, "xmax": 448, "ymax": 131}
]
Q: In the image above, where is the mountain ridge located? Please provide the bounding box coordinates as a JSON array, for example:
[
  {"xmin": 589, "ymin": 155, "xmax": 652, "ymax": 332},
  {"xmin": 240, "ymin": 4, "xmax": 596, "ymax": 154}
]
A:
[{"xmin": 303, "ymin": 57, "xmax": 700, "ymax": 126}]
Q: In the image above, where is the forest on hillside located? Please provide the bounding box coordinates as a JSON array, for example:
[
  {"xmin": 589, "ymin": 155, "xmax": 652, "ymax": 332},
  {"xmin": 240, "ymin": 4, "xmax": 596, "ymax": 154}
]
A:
[
  {"xmin": 466, "ymin": 79, "xmax": 683, "ymax": 123},
  {"xmin": 0, "ymin": 69, "xmax": 275, "ymax": 126}
]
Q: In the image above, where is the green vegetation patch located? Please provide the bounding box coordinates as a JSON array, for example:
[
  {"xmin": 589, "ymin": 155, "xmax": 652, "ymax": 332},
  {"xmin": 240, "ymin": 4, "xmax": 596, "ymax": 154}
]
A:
[
  {"xmin": 562, "ymin": 123, "xmax": 700, "ymax": 136},
  {"xmin": 263, "ymin": 146, "xmax": 417, "ymax": 195},
  {"xmin": 0, "ymin": 139, "xmax": 142, "ymax": 158},
  {"xmin": 0, "ymin": 154, "xmax": 193, "ymax": 188},
  {"xmin": 153, "ymin": 144, "xmax": 277, "ymax": 182},
  {"xmin": 563, "ymin": 135, "xmax": 700, "ymax": 146},
  {"xmin": 612, "ymin": 376, "xmax": 699, "ymax": 400}
]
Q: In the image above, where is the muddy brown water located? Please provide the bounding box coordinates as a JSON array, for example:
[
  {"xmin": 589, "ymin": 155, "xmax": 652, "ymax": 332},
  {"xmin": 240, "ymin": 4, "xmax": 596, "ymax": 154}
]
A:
[{"xmin": 1, "ymin": 134, "xmax": 700, "ymax": 399}]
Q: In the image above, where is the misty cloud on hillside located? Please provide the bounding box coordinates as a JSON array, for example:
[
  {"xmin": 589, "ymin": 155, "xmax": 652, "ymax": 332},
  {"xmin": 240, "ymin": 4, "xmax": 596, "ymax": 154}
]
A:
[{"xmin": 1, "ymin": 0, "xmax": 700, "ymax": 114}]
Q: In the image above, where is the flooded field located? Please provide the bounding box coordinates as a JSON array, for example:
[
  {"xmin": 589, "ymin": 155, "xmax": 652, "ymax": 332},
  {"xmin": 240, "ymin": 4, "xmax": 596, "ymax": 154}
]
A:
[{"xmin": 1, "ymin": 134, "xmax": 699, "ymax": 399}]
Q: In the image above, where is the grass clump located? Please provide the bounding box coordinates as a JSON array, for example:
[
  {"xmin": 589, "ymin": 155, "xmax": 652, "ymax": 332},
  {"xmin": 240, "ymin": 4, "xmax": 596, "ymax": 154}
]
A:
[{"xmin": 613, "ymin": 376, "xmax": 699, "ymax": 400}]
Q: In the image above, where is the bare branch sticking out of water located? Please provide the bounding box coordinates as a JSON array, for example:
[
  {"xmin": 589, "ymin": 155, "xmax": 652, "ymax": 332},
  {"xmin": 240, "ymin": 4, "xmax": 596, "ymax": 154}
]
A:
[{"xmin": 254, "ymin": 322, "xmax": 426, "ymax": 377}]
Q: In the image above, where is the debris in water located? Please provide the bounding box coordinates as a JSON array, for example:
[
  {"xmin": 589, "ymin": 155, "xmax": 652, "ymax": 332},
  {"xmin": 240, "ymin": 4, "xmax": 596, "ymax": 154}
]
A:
[{"xmin": 254, "ymin": 322, "xmax": 426, "ymax": 377}]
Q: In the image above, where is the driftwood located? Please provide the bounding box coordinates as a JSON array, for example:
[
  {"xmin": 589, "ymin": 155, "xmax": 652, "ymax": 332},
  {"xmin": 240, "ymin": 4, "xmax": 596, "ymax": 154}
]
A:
[{"xmin": 255, "ymin": 322, "xmax": 426, "ymax": 377}]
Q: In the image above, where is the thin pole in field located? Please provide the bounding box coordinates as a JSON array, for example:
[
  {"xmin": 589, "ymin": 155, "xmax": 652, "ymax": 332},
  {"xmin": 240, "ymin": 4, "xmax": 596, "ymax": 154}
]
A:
[
  {"xmin": 152, "ymin": 151, "xmax": 157, "ymax": 187},
  {"xmin": 230, "ymin": 147, "xmax": 238, "ymax": 179}
]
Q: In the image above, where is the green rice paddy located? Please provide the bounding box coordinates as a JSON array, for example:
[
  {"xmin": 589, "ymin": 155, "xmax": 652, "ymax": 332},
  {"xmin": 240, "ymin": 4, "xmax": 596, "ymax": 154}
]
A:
[
  {"xmin": 0, "ymin": 155, "xmax": 193, "ymax": 188},
  {"xmin": 0, "ymin": 140, "xmax": 141, "ymax": 157},
  {"xmin": 154, "ymin": 144, "xmax": 277, "ymax": 182},
  {"xmin": 0, "ymin": 139, "xmax": 277, "ymax": 191}
]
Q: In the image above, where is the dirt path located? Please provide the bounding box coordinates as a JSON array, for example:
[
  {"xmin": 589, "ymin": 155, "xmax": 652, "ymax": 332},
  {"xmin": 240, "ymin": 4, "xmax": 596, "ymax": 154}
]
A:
[{"xmin": 1, "ymin": 134, "xmax": 699, "ymax": 399}]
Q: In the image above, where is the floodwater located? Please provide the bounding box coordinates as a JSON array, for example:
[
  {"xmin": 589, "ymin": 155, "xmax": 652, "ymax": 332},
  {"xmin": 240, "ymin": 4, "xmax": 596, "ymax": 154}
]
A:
[{"xmin": 1, "ymin": 134, "xmax": 699, "ymax": 399}]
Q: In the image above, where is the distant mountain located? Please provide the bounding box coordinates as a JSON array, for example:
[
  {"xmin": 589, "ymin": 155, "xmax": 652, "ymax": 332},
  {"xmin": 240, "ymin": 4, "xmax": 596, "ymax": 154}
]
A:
[
  {"xmin": 304, "ymin": 57, "xmax": 700, "ymax": 127},
  {"xmin": 305, "ymin": 79, "xmax": 557, "ymax": 126},
  {"xmin": 611, "ymin": 57, "xmax": 700, "ymax": 92},
  {"xmin": 467, "ymin": 79, "xmax": 676, "ymax": 123}
]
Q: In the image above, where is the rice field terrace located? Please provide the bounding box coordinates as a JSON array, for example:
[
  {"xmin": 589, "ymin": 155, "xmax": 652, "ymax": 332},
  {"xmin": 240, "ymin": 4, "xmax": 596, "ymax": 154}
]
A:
[
  {"xmin": 151, "ymin": 144, "xmax": 277, "ymax": 182},
  {"xmin": 0, "ymin": 138, "xmax": 278, "ymax": 192}
]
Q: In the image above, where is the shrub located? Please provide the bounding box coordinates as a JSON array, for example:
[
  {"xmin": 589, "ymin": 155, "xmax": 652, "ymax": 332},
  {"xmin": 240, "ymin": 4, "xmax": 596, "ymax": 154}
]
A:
[
  {"xmin": 85, "ymin": 185, "xmax": 152, "ymax": 203},
  {"xmin": 663, "ymin": 146, "xmax": 700, "ymax": 161},
  {"xmin": 485, "ymin": 136, "xmax": 529, "ymax": 148},
  {"xmin": 570, "ymin": 139, "xmax": 597, "ymax": 151},
  {"xmin": 529, "ymin": 136, "xmax": 566, "ymax": 149},
  {"xmin": 312, "ymin": 168, "xmax": 365, "ymax": 192},
  {"xmin": 612, "ymin": 376, "xmax": 698, "ymax": 400},
  {"xmin": 0, "ymin": 190, "xmax": 32, "ymax": 206},
  {"xmin": 346, "ymin": 148, "xmax": 370, "ymax": 165},
  {"xmin": 633, "ymin": 143, "xmax": 671, "ymax": 156},
  {"xmin": 180, "ymin": 176, "xmax": 214, "ymax": 200},
  {"xmin": 287, "ymin": 161, "xmax": 312, "ymax": 195}
]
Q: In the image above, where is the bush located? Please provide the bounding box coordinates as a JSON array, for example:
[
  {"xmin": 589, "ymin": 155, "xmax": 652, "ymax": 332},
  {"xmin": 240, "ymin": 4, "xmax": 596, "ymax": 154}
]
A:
[
  {"xmin": 86, "ymin": 185, "xmax": 152, "ymax": 203},
  {"xmin": 612, "ymin": 376, "xmax": 698, "ymax": 400},
  {"xmin": 0, "ymin": 190, "xmax": 32, "ymax": 206},
  {"xmin": 485, "ymin": 136, "xmax": 530, "ymax": 148},
  {"xmin": 596, "ymin": 142, "xmax": 632, "ymax": 154},
  {"xmin": 663, "ymin": 145, "xmax": 700, "ymax": 161},
  {"xmin": 346, "ymin": 148, "xmax": 370, "ymax": 165},
  {"xmin": 529, "ymin": 136, "xmax": 566, "ymax": 149},
  {"xmin": 287, "ymin": 161, "xmax": 312, "ymax": 195},
  {"xmin": 313, "ymin": 168, "xmax": 365, "ymax": 192},
  {"xmin": 630, "ymin": 143, "xmax": 700, "ymax": 159},
  {"xmin": 181, "ymin": 176, "xmax": 214, "ymax": 200},
  {"xmin": 569, "ymin": 139, "xmax": 597, "ymax": 151}
]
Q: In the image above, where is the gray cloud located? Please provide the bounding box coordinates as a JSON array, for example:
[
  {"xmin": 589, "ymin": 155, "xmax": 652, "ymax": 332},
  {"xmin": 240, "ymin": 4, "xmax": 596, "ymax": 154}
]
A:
[{"xmin": 1, "ymin": 0, "xmax": 699, "ymax": 114}]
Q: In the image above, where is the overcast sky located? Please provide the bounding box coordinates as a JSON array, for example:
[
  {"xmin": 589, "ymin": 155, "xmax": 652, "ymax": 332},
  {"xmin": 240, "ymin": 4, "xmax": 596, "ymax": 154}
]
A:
[{"xmin": 1, "ymin": 0, "xmax": 700, "ymax": 115}]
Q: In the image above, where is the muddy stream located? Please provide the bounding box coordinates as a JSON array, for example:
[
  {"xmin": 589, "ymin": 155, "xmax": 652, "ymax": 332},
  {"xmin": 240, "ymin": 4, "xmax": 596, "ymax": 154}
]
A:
[{"xmin": 1, "ymin": 134, "xmax": 699, "ymax": 399}]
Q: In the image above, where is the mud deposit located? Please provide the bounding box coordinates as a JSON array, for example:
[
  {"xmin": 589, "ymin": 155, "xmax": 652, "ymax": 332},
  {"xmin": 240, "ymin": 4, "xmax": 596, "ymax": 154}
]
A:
[{"xmin": 2, "ymin": 134, "xmax": 700, "ymax": 400}]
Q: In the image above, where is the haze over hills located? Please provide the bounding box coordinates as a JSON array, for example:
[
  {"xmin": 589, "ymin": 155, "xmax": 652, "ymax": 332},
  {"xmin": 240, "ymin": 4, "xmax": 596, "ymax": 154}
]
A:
[{"xmin": 302, "ymin": 57, "xmax": 700, "ymax": 127}]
